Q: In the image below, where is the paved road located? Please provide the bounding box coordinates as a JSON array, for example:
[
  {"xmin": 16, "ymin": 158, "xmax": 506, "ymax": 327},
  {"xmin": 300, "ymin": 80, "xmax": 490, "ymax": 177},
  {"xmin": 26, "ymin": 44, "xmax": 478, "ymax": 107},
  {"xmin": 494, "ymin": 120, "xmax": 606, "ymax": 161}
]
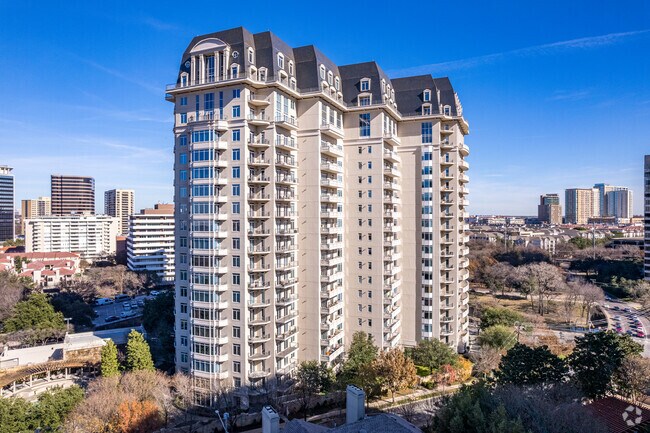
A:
[
  {"xmin": 601, "ymin": 296, "xmax": 649, "ymax": 357},
  {"xmin": 92, "ymin": 294, "xmax": 151, "ymax": 327}
]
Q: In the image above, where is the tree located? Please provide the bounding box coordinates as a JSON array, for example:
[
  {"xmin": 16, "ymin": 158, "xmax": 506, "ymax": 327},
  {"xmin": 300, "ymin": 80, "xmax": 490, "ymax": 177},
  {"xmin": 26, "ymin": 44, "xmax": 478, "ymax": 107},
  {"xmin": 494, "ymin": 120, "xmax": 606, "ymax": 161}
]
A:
[
  {"xmin": 569, "ymin": 331, "xmax": 643, "ymax": 398},
  {"xmin": 374, "ymin": 348, "xmax": 418, "ymax": 403},
  {"xmin": 478, "ymin": 325, "xmax": 516, "ymax": 351},
  {"xmin": 142, "ymin": 291, "xmax": 175, "ymax": 368},
  {"xmin": 33, "ymin": 386, "xmax": 85, "ymax": 431},
  {"xmin": 50, "ymin": 291, "xmax": 96, "ymax": 329},
  {"xmin": 0, "ymin": 271, "xmax": 30, "ymax": 322},
  {"xmin": 483, "ymin": 263, "xmax": 515, "ymax": 296},
  {"xmin": 572, "ymin": 279, "xmax": 604, "ymax": 325},
  {"xmin": 0, "ymin": 397, "xmax": 31, "ymax": 433},
  {"xmin": 112, "ymin": 400, "xmax": 163, "ymax": 433},
  {"xmin": 496, "ymin": 343, "xmax": 568, "ymax": 385},
  {"xmin": 101, "ymin": 340, "xmax": 121, "ymax": 377},
  {"xmin": 613, "ymin": 355, "xmax": 650, "ymax": 403},
  {"xmin": 295, "ymin": 361, "xmax": 334, "ymax": 419},
  {"xmin": 515, "ymin": 262, "xmax": 565, "ymax": 315},
  {"xmin": 340, "ymin": 331, "xmax": 380, "ymax": 398},
  {"xmin": 2, "ymin": 293, "xmax": 65, "ymax": 333},
  {"xmin": 125, "ymin": 330, "xmax": 155, "ymax": 371},
  {"xmin": 410, "ymin": 338, "xmax": 457, "ymax": 375},
  {"xmin": 480, "ymin": 307, "xmax": 523, "ymax": 330}
]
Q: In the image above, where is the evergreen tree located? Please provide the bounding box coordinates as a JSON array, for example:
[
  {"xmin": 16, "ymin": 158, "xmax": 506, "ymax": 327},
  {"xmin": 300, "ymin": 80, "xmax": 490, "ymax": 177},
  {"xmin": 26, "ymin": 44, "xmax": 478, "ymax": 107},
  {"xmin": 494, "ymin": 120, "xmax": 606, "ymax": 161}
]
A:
[
  {"xmin": 496, "ymin": 343, "xmax": 567, "ymax": 385},
  {"xmin": 2, "ymin": 293, "xmax": 65, "ymax": 332},
  {"xmin": 410, "ymin": 338, "xmax": 458, "ymax": 374},
  {"xmin": 125, "ymin": 330, "xmax": 155, "ymax": 371},
  {"xmin": 101, "ymin": 340, "xmax": 121, "ymax": 377}
]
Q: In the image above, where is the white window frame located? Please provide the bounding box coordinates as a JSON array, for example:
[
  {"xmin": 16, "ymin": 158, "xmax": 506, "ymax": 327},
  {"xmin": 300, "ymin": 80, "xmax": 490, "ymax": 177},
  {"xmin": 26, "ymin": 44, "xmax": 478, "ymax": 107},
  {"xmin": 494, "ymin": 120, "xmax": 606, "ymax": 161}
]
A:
[
  {"xmin": 423, "ymin": 89, "xmax": 431, "ymax": 102},
  {"xmin": 360, "ymin": 78, "xmax": 370, "ymax": 92},
  {"xmin": 327, "ymin": 71, "xmax": 333, "ymax": 85},
  {"xmin": 334, "ymin": 77, "xmax": 340, "ymax": 91},
  {"xmin": 288, "ymin": 61, "xmax": 294, "ymax": 75},
  {"xmin": 248, "ymin": 48, "xmax": 255, "ymax": 64},
  {"xmin": 319, "ymin": 64, "xmax": 326, "ymax": 80},
  {"xmin": 277, "ymin": 53, "xmax": 284, "ymax": 69}
]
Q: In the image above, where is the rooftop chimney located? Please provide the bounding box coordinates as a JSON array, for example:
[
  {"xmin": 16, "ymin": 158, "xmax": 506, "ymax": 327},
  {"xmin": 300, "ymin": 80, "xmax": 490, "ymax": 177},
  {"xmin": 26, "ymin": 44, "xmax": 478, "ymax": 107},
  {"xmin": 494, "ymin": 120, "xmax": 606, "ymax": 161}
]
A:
[
  {"xmin": 262, "ymin": 405, "xmax": 280, "ymax": 433},
  {"xmin": 346, "ymin": 385, "xmax": 365, "ymax": 424}
]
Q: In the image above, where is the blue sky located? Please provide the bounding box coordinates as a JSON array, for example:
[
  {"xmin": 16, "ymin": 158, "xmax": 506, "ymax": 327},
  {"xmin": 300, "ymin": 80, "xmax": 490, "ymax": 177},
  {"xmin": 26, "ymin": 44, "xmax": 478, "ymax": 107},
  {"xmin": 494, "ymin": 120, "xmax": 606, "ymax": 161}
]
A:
[{"xmin": 1, "ymin": 0, "xmax": 648, "ymax": 215}]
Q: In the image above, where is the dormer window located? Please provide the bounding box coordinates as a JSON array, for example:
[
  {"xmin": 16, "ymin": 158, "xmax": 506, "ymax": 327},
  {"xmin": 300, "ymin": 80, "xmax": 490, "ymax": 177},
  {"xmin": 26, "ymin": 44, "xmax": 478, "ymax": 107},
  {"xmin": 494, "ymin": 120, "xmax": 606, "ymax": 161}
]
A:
[
  {"xmin": 231, "ymin": 64, "xmax": 239, "ymax": 78},
  {"xmin": 327, "ymin": 71, "xmax": 333, "ymax": 85},
  {"xmin": 277, "ymin": 53, "xmax": 284, "ymax": 69},
  {"xmin": 248, "ymin": 48, "xmax": 255, "ymax": 64},
  {"xmin": 381, "ymin": 79, "xmax": 386, "ymax": 93},
  {"xmin": 359, "ymin": 96, "xmax": 371, "ymax": 106},
  {"xmin": 423, "ymin": 105, "xmax": 432, "ymax": 115},
  {"xmin": 335, "ymin": 77, "xmax": 340, "ymax": 91},
  {"xmin": 259, "ymin": 68, "xmax": 267, "ymax": 81},
  {"xmin": 288, "ymin": 61, "xmax": 294, "ymax": 75},
  {"xmin": 423, "ymin": 89, "xmax": 431, "ymax": 102},
  {"xmin": 443, "ymin": 105, "xmax": 451, "ymax": 116},
  {"xmin": 320, "ymin": 65, "xmax": 326, "ymax": 80},
  {"xmin": 360, "ymin": 78, "xmax": 370, "ymax": 91}
]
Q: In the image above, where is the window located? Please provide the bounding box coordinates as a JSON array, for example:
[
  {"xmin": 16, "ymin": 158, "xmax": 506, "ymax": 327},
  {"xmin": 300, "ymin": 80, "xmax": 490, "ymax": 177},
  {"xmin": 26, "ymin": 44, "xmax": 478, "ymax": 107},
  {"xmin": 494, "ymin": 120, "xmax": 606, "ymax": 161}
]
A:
[
  {"xmin": 368, "ymin": 175, "xmax": 372, "ymax": 184},
  {"xmin": 179, "ymin": 170, "xmax": 187, "ymax": 181},
  {"xmin": 233, "ymin": 327, "xmax": 241, "ymax": 338},
  {"xmin": 232, "ymin": 105, "xmax": 240, "ymax": 118},
  {"xmin": 359, "ymin": 113, "xmax": 370, "ymax": 137},
  {"xmin": 233, "ymin": 256, "xmax": 240, "ymax": 267},
  {"xmin": 368, "ymin": 145, "xmax": 372, "ymax": 153},
  {"xmin": 367, "ymin": 161, "xmax": 372, "ymax": 169},
  {"xmin": 204, "ymin": 93, "xmax": 214, "ymax": 111},
  {"xmin": 233, "ymin": 291, "xmax": 241, "ymax": 303},
  {"xmin": 288, "ymin": 61, "xmax": 294, "ymax": 75},
  {"xmin": 180, "ymin": 113, "xmax": 187, "ymax": 123},
  {"xmin": 232, "ymin": 129, "xmax": 241, "ymax": 141},
  {"xmin": 232, "ymin": 202, "xmax": 240, "ymax": 214},
  {"xmin": 319, "ymin": 65, "xmax": 326, "ymax": 80},
  {"xmin": 233, "ymin": 343, "xmax": 241, "ymax": 356},
  {"xmin": 233, "ymin": 89, "xmax": 241, "ymax": 98},
  {"xmin": 179, "ymin": 135, "xmax": 187, "ymax": 146},
  {"xmin": 335, "ymin": 77, "xmax": 340, "ymax": 91},
  {"xmin": 359, "ymin": 96, "xmax": 370, "ymax": 106},
  {"xmin": 180, "ymin": 335, "xmax": 188, "ymax": 346},
  {"xmin": 233, "ymin": 309, "xmax": 241, "ymax": 320},
  {"xmin": 421, "ymin": 122, "xmax": 433, "ymax": 143},
  {"xmin": 360, "ymin": 79, "xmax": 370, "ymax": 91},
  {"xmin": 327, "ymin": 71, "xmax": 333, "ymax": 85},
  {"xmin": 233, "ymin": 238, "xmax": 240, "ymax": 249},
  {"xmin": 423, "ymin": 105, "xmax": 431, "ymax": 115},
  {"xmin": 233, "ymin": 220, "xmax": 240, "ymax": 231},
  {"xmin": 232, "ymin": 149, "xmax": 240, "ymax": 160},
  {"xmin": 423, "ymin": 89, "xmax": 431, "ymax": 102},
  {"xmin": 180, "ymin": 97, "xmax": 187, "ymax": 106},
  {"xmin": 277, "ymin": 53, "xmax": 284, "ymax": 69},
  {"xmin": 248, "ymin": 48, "xmax": 255, "ymax": 64},
  {"xmin": 180, "ymin": 352, "xmax": 188, "ymax": 363},
  {"xmin": 232, "ymin": 167, "xmax": 240, "ymax": 178},
  {"xmin": 232, "ymin": 184, "xmax": 240, "ymax": 196}
]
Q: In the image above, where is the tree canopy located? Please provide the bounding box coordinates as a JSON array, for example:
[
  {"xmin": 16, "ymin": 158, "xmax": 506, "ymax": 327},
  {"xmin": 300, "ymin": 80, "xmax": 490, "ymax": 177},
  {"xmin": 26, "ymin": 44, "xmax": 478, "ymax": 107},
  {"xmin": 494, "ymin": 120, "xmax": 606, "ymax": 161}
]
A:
[
  {"xmin": 125, "ymin": 330, "xmax": 155, "ymax": 371},
  {"xmin": 496, "ymin": 343, "xmax": 568, "ymax": 385}
]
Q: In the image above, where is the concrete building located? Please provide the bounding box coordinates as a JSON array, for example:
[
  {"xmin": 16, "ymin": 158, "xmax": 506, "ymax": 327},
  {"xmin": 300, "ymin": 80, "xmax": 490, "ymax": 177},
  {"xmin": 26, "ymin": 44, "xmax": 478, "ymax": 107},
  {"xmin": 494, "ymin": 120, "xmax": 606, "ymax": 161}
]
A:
[
  {"xmin": 0, "ymin": 166, "xmax": 14, "ymax": 243},
  {"xmin": 645, "ymin": 156, "xmax": 650, "ymax": 280},
  {"xmin": 167, "ymin": 27, "xmax": 469, "ymax": 400},
  {"xmin": 127, "ymin": 203, "xmax": 175, "ymax": 284},
  {"xmin": 21, "ymin": 197, "xmax": 51, "ymax": 234},
  {"xmin": 606, "ymin": 188, "xmax": 633, "ymax": 219},
  {"xmin": 565, "ymin": 188, "xmax": 597, "ymax": 225},
  {"xmin": 104, "ymin": 189, "xmax": 135, "ymax": 235},
  {"xmin": 24, "ymin": 215, "xmax": 118, "ymax": 261},
  {"xmin": 537, "ymin": 193, "xmax": 562, "ymax": 225},
  {"xmin": 51, "ymin": 175, "xmax": 95, "ymax": 216}
]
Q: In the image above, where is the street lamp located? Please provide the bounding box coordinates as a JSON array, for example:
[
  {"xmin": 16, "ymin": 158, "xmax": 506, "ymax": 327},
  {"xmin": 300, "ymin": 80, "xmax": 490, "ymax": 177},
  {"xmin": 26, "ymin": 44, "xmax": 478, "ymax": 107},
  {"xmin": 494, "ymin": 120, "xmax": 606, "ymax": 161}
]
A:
[{"xmin": 215, "ymin": 410, "xmax": 230, "ymax": 433}]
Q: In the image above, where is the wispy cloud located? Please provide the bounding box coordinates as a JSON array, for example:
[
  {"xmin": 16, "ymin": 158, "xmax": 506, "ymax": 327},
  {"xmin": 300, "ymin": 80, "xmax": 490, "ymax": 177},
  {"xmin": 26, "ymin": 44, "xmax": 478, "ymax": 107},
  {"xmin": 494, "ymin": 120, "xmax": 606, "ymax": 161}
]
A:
[
  {"xmin": 390, "ymin": 29, "xmax": 650, "ymax": 77},
  {"xmin": 547, "ymin": 89, "xmax": 591, "ymax": 102},
  {"xmin": 80, "ymin": 58, "xmax": 161, "ymax": 95},
  {"xmin": 141, "ymin": 16, "xmax": 179, "ymax": 31}
]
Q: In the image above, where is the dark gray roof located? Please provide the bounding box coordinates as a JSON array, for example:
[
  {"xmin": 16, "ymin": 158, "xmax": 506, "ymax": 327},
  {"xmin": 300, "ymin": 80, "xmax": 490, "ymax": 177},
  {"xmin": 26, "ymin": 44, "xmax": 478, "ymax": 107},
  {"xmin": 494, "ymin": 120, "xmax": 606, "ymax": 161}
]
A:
[
  {"xmin": 331, "ymin": 414, "xmax": 422, "ymax": 433},
  {"xmin": 293, "ymin": 45, "xmax": 340, "ymax": 93},
  {"xmin": 173, "ymin": 27, "xmax": 462, "ymax": 119},
  {"xmin": 283, "ymin": 419, "xmax": 328, "ymax": 433}
]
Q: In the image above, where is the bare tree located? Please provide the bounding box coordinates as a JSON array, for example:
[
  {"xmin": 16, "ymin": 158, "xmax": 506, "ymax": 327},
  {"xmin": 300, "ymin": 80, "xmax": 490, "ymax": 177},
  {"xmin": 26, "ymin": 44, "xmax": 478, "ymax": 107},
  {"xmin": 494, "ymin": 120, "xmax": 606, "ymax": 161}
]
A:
[
  {"xmin": 614, "ymin": 356, "xmax": 650, "ymax": 403},
  {"xmin": 483, "ymin": 262, "xmax": 515, "ymax": 297},
  {"xmin": 469, "ymin": 347, "xmax": 502, "ymax": 378},
  {"xmin": 514, "ymin": 263, "xmax": 565, "ymax": 315},
  {"xmin": 0, "ymin": 271, "xmax": 30, "ymax": 321},
  {"xmin": 561, "ymin": 280, "xmax": 581, "ymax": 324},
  {"xmin": 573, "ymin": 280, "xmax": 604, "ymax": 326}
]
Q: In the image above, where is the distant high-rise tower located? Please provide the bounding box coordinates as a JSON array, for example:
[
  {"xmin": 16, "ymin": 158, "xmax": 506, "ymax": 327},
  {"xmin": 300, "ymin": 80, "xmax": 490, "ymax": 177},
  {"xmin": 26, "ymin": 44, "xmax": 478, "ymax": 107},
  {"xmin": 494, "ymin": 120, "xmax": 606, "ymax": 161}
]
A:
[
  {"xmin": 538, "ymin": 193, "xmax": 561, "ymax": 224},
  {"xmin": 565, "ymin": 188, "xmax": 597, "ymax": 225},
  {"xmin": 606, "ymin": 188, "xmax": 633, "ymax": 219},
  {"xmin": 51, "ymin": 175, "xmax": 95, "ymax": 215},
  {"xmin": 104, "ymin": 189, "xmax": 135, "ymax": 235},
  {"xmin": 0, "ymin": 166, "xmax": 15, "ymax": 242},
  {"xmin": 21, "ymin": 197, "xmax": 51, "ymax": 234}
]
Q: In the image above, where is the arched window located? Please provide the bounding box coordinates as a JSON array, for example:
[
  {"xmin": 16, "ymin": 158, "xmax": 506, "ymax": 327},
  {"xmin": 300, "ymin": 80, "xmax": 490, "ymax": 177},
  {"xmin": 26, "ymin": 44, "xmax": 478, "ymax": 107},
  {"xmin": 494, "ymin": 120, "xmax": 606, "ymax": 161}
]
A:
[
  {"xmin": 319, "ymin": 65, "xmax": 326, "ymax": 80},
  {"xmin": 288, "ymin": 61, "xmax": 294, "ymax": 75},
  {"xmin": 247, "ymin": 48, "xmax": 255, "ymax": 64},
  {"xmin": 231, "ymin": 64, "xmax": 239, "ymax": 78}
]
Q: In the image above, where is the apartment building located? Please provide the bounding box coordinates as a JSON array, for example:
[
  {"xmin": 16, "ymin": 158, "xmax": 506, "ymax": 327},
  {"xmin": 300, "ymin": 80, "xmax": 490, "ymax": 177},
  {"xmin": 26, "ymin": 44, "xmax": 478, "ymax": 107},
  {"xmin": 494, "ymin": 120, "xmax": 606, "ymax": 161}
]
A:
[
  {"xmin": 0, "ymin": 166, "xmax": 14, "ymax": 243},
  {"xmin": 594, "ymin": 183, "xmax": 633, "ymax": 219},
  {"xmin": 21, "ymin": 197, "xmax": 51, "ymax": 233},
  {"xmin": 104, "ymin": 189, "xmax": 135, "ymax": 235},
  {"xmin": 167, "ymin": 27, "xmax": 469, "ymax": 401},
  {"xmin": 538, "ymin": 193, "xmax": 562, "ymax": 225},
  {"xmin": 565, "ymin": 188, "xmax": 598, "ymax": 224},
  {"xmin": 127, "ymin": 204, "xmax": 175, "ymax": 284},
  {"xmin": 51, "ymin": 175, "xmax": 95, "ymax": 215},
  {"xmin": 24, "ymin": 215, "xmax": 118, "ymax": 261}
]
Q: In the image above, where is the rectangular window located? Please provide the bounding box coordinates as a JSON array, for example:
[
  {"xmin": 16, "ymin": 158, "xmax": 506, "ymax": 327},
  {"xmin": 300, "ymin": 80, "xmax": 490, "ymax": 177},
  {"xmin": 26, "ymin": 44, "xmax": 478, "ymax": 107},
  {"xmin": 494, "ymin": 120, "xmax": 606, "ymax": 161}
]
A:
[
  {"xmin": 179, "ymin": 135, "xmax": 187, "ymax": 146},
  {"xmin": 191, "ymin": 130, "xmax": 215, "ymax": 143},
  {"xmin": 179, "ymin": 170, "xmax": 187, "ymax": 181},
  {"xmin": 232, "ymin": 238, "xmax": 240, "ymax": 249},
  {"xmin": 232, "ymin": 202, "xmax": 240, "ymax": 214},
  {"xmin": 180, "ymin": 97, "xmax": 187, "ymax": 106},
  {"xmin": 361, "ymin": 79, "xmax": 370, "ymax": 91},
  {"xmin": 204, "ymin": 93, "xmax": 214, "ymax": 111},
  {"xmin": 233, "ymin": 308, "xmax": 240, "ymax": 320},
  {"xmin": 232, "ymin": 149, "xmax": 240, "ymax": 160},
  {"xmin": 232, "ymin": 184, "xmax": 240, "ymax": 196},
  {"xmin": 232, "ymin": 105, "xmax": 240, "ymax": 118},
  {"xmin": 233, "ymin": 89, "xmax": 241, "ymax": 98},
  {"xmin": 232, "ymin": 167, "xmax": 240, "ymax": 178},
  {"xmin": 233, "ymin": 291, "xmax": 241, "ymax": 302},
  {"xmin": 233, "ymin": 344, "xmax": 241, "ymax": 355},
  {"xmin": 232, "ymin": 129, "xmax": 241, "ymax": 141},
  {"xmin": 359, "ymin": 113, "xmax": 370, "ymax": 137},
  {"xmin": 180, "ymin": 113, "xmax": 187, "ymax": 123},
  {"xmin": 233, "ymin": 327, "xmax": 241, "ymax": 338},
  {"xmin": 421, "ymin": 122, "xmax": 433, "ymax": 143},
  {"xmin": 360, "ymin": 96, "xmax": 371, "ymax": 106}
]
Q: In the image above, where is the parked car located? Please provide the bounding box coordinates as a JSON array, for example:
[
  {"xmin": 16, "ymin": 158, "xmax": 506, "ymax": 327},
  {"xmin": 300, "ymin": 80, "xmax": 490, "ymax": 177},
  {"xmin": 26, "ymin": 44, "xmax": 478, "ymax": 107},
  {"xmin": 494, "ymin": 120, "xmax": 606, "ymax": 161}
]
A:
[
  {"xmin": 637, "ymin": 331, "xmax": 646, "ymax": 338},
  {"xmin": 137, "ymin": 299, "xmax": 145, "ymax": 307},
  {"xmin": 150, "ymin": 290, "xmax": 160, "ymax": 296},
  {"xmin": 95, "ymin": 298, "xmax": 113, "ymax": 306},
  {"xmin": 123, "ymin": 302, "xmax": 131, "ymax": 309},
  {"xmin": 114, "ymin": 294, "xmax": 130, "ymax": 302},
  {"xmin": 105, "ymin": 315, "xmax": 119, "ymax": 323},
  {"xmin": 130, "ymin": 301, "xmax": 138, "ymax": 309}
]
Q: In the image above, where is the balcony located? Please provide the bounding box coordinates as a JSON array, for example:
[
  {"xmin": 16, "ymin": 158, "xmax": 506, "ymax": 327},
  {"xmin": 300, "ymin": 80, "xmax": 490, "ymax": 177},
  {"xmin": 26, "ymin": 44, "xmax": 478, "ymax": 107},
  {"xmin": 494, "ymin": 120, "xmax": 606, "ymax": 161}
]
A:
[
  {"xmin": 275, "ymin": 115, "xmax": 299, "ymax": 130},
  {"xmin": 320, "ymin": 193, "xmax": 339, "ymax": 203},
  {"xmin": 249, "ymin": 263, "xmax": 271, "ymax": 272},
  {"xmin": 320, "ymin": 141, "xmax": 344, "ymax": 157},
  {"xmin": 248, "ymin": 211, "xmax": 271, "ymax": 219},
  {"xmin": 249, "ymin": 157, "xmax": 271, "ymax": 167},
  {"xmin": 249, "ymin": 316, "xmax": 271, "ymax": 326},
  {"xmin": 275, "ymin": 244, "xmax": 297, "ymax": 254},
  {"xmin": 441, "ymin": 141, "xmax": 453, "ymax": 149},
  {"xmin": 248, "ymin": 175, "xmax": 271, "ymax": 184},
  {"xmin": 275, "ymin": 295, "xmax": 297, "ymax": 306},
  {"xmin": 276, "ymin": 211, "xmax": 298, "ymax": 219},
  {"xmin": 276, "ymin": 310, "xmax": 298, "ymax": 324},
  {"xmin": 383, "ymin": 133, "xmax": 401, "ymax": 146},
  {"xmin": 276, "ymin": 362, "xmax": 296, "ymax": 376},
  {"xmin": 459, "ymin": 173, "xmax": 469, "ymax": 183},
  {"xmin": 320, "ymin": 272, "xmax": 340, "ymax": 284},
  {"xmin": 322, "ymin": 344, "xmax": 345, "ymax": 362},
  {"xmin": 275, "ymin": 227, "xmax": 298, "ymax": 236},
  {"xmin": 276, "ymin": 344, "xmax": 298, "ymax": 358},
  {"xmin": 275, "ymin": 136, "xmax": 297, "ymax": 151},
  {"xmin": 276, "ymin": 193, "xmax": 296, "ymax": 202},
  {"xmin": 320, "ymin": 241, "xmax": 342, "ymax": 251},
  {"xmin": 248, "ymin": 192, "xmax": 271, "ymax": 202},
  {"xmin": 276, "ymin": 261, "xmax": 297, "ymax": 271},
  {"xmin": 383, "ymin": 166, "xmax": 399, "ymax": 177},
  {"xmin": 248, "ymin": 369, "xmax": 271, "ymax": 379},
  {"xmin": 248, "ymin": 137, "xmax": 270, "ymax": 149},
  {"xmin": 275, "ymin": 175, "xmax": 297, "ymax": 185},
  {"xmin": 459, "ymin": 143, "xmax": 470, "ymax": 156},
  {"xmin": 248, "ymin": 281, "xmax": 271, "ymax": 290},
  {"xmin": 383, "ymin": 148, "xmax": 400, "ymax": 162},
  {"xmin": 249, "ymin": 333, "xmax": 271, "ymax": 343},
  {"xmin": 320, "ymin": 178, "xmax": 341, "ymax": 188},
  {"xmin": 276, "ymin": 326, "xmax": 297, "ymax": 341},
  {"xmin": 320, "ymin": 122, "xmax": 344, "ymax": 139},
  {"xmin": 275, "ymin": 157, "xmax": 297, "ymax": 169},
  {"xmin": 187, "ymin": 112, "xmax": 228, "ymax": 131},
  {"xmin": 248, "ymin": 228, "xmax": 271, "ymax": 236},
  {"xmin": 248, "ymin": 298, "xmax": 271, "ymax": 309},
  {"xmin": 320, "ymin": 210, "xmax": 340, "ymax": 219},
  {"xmin": 248, "ymin": 94, "xmax": 270, "ymax": 107},
  {"xmin": 249, "ymin": 351, "xmax": 271, "ymax": 361},
  {"xmin": 247, "ymin": 114, "xmax": 271, "ymax": 126},
  {"xmin": 320, "ymin": 226, "xmax": 341, "ymax": 235},
  {"xmin": 459, "ymin": 160, "xmax": 469, "ymax": 171},
  {"xmin": 320, "ymin": 161, "xmax": 342, "ymax": 173},
  {"xmin": 276, "ymin": 278, "xmax": 298, "ymax": 288},
  {"xmin": 320, "ymin": 284, "xmax": 343, "ymax": 299}
]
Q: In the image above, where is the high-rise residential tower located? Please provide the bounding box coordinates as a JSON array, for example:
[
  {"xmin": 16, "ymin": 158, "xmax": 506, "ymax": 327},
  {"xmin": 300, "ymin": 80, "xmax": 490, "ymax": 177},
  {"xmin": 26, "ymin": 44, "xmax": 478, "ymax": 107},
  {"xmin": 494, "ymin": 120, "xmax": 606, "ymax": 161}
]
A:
[
  {"xmin": 0, "ymin": 166, "xmax": 14, "ymax": 243},
  {"xmin": 537, "ymin": 193, "xmax": 562, "ymax": 225},
  {"xmin": 167, "ymin": 27, "xmax": 470, "ymax": 402},
  {"xmin": 51, "ymin": 175, "xmax": 95, "ymax": 215},
  {"xmin": 21, "ymin": 197, "xmax": 51, "ymax": 233},
  {"xmin": 104, "ymin": 189, "xmax": 135, "ymax": 235},
  {"xmin": 565, "ymin": 188, "xmax": 598, "ymax": 224},
  {"xmin": 593, "ymin": 183, "xmax": 633, "ymax": 219},
  {"xmin": 127, "ymin": 204, "xmax": 175, "ymax": 284}
]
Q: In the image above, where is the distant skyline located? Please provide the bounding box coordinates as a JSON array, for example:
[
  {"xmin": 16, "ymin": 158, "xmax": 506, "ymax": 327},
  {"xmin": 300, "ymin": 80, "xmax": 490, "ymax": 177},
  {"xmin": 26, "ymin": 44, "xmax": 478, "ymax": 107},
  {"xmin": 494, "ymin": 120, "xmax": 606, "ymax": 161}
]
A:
[{"xmin": 1, "ymin": 1, "xmax": 648, "ymax": 215}]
